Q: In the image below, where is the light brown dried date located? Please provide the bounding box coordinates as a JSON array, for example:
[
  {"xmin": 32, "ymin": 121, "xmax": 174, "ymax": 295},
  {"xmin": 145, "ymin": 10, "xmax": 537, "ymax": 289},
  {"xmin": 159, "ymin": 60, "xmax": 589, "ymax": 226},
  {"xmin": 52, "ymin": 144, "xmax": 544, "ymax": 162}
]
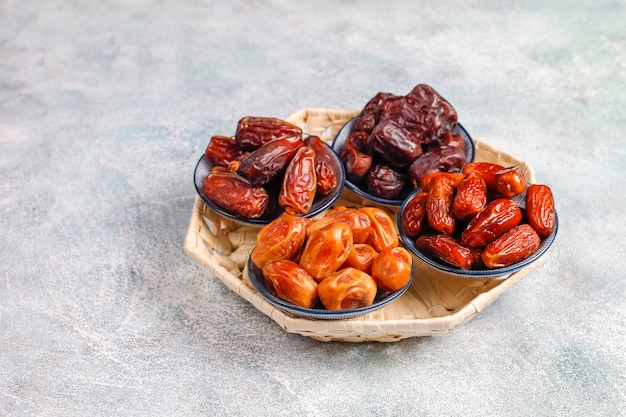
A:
[
  {"xmin": 306, "ymin": 206, "xmax": 372, "ymax": 244},
  {"xmin": 359, "ymin": 207, "xmax": 399, "ymax": 252},
  {"xmin": 495, "ymin": 166, "xmax": 527, "ymax": 197},
  {"xmin": 262, "ymin": 260, "xmax": 319, "ymax": 308},
  {"xmin": 453, "ymin": 171, "xmax": 487, "ymax": 221},
  {"xmin": 426, "ymin": 176, "xmax": 456, "ymax": 235},
  {"xmin": 235, "ymin": 116, "xmax": 302, "ymax": 150},
  {"xmin": 461, "ymin": 198, "xmax": 522, "ymax": 247},
  {"xmin": 370, "ymin": 246, "xmax": 413, "ymax": 292},
  {"xmin": 526, "ymin": 184, "xmax": 556, "ymax": 238},
  {"xmin": 481, "ymin": 224, "xmax": 541, "ymax": 268},
  {"xmin": 416, "ymin": 233, "xmax": 477, "ymax": 270},
  {"xmin": 341, "ymin": 244, "xmax": 378, "ymax": 275},
  {"xmin": 278, "ymin": 146, "xmax": 317, "ymax": 215},
  {"xmin": 317, "ymin": 267, "xmax": 377, "ymax": 310},
  {"xmin": 251, "ymin": 213, "xmax": 312, "ymax": 269},
  {"xmin": 205, "ymin": 135, "xmax": 242, "ymax": 167},
  {"xmin": 237, "ymin": 134, "xmax": 304, "ymax": 185},
  {"xmin": 304, "ymin": 135, "xmax": 338, "ymax": 195},
  {"xmin": 299, "ymin": 222, "xmax": 353, "ymax": 281},
  {"xmin": 202, "ymin": 171, "xmax": 269, "ymax": 219}
]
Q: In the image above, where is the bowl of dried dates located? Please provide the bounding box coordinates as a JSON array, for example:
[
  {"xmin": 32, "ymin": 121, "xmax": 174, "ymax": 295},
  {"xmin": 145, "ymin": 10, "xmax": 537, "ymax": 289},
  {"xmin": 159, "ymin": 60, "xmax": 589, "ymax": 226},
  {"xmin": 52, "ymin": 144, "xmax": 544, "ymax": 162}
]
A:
[
  {"xmin": 398, "ymin": 162, "xmax": 558, "ymax": 279},
  {"xmin": 194, "ymin": 116, "xmax": 346, "ymax": 226},
  {"xmin": 246, "ymin": 206, "xmax": 414, "ymax": 320},
  {"xmin": 332, "ymin": 83, "xmax": 475, "ymax": 206}
]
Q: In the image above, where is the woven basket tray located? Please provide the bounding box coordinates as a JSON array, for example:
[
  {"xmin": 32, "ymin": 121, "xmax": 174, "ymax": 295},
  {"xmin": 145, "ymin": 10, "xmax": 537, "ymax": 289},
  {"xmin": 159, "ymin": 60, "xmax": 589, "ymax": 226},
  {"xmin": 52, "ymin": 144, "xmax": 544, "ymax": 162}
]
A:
[{"xmin": 184, "ymin": 108, "xmax": 547, "ymax": 342}]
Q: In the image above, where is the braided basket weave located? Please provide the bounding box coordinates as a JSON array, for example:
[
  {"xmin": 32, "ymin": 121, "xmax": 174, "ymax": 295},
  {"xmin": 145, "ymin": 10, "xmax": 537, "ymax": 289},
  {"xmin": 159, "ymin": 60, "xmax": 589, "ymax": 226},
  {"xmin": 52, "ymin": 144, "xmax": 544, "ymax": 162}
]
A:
[{"xmin": 183, "ymin": 108, "xmax": 546, "ymax": 342}]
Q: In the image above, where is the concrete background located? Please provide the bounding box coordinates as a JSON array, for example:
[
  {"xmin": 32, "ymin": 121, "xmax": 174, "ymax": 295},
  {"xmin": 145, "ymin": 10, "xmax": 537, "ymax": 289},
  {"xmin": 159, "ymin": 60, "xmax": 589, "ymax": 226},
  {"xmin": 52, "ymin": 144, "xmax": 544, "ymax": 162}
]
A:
[{"xmin": 1, "ymin": 1, "xmax": 624, "ymax": 416}]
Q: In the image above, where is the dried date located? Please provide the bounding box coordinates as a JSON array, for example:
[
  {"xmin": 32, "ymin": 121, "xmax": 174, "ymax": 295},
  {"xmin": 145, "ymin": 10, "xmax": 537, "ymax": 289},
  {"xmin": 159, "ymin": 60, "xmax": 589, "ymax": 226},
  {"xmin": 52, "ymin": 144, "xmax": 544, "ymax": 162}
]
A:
[
  {"xmin": 416, "ymin": 233, "xmax": 477, "ymax": 270},
  {"xmin": 400, "ymin": 191, "xmax": 428, "ymax": 237},
  {"xmin": 367, "ymin": 164, "xmax": 407, "ymax": 199},
  {"xmin": 306, "ymin": 206, "xmax": 372, "ymax": 244},
  {"xmin": 262, "ymin": 260, "xmax": 319, "ymax": 308},
  {"xmin": 481, "ymin": 224, "xmax": 541, "ymax": 268},
  {"xmin": 368, "ymin": 119, "xmax": 423, "ymax": 168},
  {"xmin": 461, "ymin": 198, "xmax": 522, "ymax": 247},
  {"xmin": 299, "ymin": 222, "xmax": 353, "ymax": 281},
  {"xmin": 204, "ymin": 135, "xmax": 242, "ymax": 167},
  {"xmin": 235, "ymin": 116, "xmax": 302, "ymax": 150},
  {"xmin": 462, "ymin": 162, "xmax": 504, "ymax": 192},
  {"xmin": 278, "ymin": 146, "xmax": 317, "ymax": 215},
  {"xmin": 408, "ymin": 146, "xmax": 466, "ymax": 188},
  {"xmin": 525, "ymin": 184, "xmax": 555, "ymax": 238},
  {"xmin": 237, "ymin": 134, "xmax": 304, "ymax": 185},
  {"xmin": 495, "ymin": 166, "xmax": 527, "ymax": 197},
  {"xmin": 370, "ymin": 246, "xmax": 413, "ymax": 292},
  {"xmin": 341, "ymin": 131, "xmax": 373, "ymax": 182},
  {"xmin": 359, "ymin": 207, "xmax": 399, "ymax": 252},
  {"xmin": 202, "ymin": 171, "xmax": 268, "ymax": 219},
  {"xmin": 304, "ymin": 135, "xmax": 338, "ymax": 195},
  {"xmin": 251, "ymin": 213, "xmax": 312, "ymax": 269},
  {"xmin": 318, "ymin": 267, "xmax": 377, "ymax": 310},
  {"xmin": 453, "ymin": 171, "xmax": 487, "ymax": 221},
  {"xmin": 426, "ymin": 175, "xmax": 456, "ymax": 235}
]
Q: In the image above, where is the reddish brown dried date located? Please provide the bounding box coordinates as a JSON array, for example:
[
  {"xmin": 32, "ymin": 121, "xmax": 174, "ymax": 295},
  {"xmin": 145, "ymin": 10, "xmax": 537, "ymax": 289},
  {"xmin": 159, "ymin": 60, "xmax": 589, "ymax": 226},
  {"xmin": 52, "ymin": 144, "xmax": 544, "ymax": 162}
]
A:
[
  {"xmin": 370, "ymin": 246, "xmax": 413, "ymax": 292},
  {"xmin": 235, "ymin": 116, "xmax": 302, "ymax": 150},
  {"xmin": 368, "ymin": 119, "xmax": 423, "ymax": 168},
  {"xmin": 495, "ymin": 166, "xmax": 527, "ymax": 197},
  {"xmin": 341, "ymin": 131, "xmax": 373, "ymax": 182},
  {"xmin": 251, "ymin": 214, "xmax": 312, "ymax": 269},
  {"xmin": 420, "ymin": 171, "xmax": 465, "ymax": 193},
  {"xmin": 453, "ymin": 172, "xmax": 487, "ymax": 221},
  {"xmin": 408, "ymin": 146, "xmax": 466, "ymax": 188},
  {"xmin": 262, "ymin": 260, "xmax": 319, "ymax": 308},
  {"xmin": 359, "ymin": 207, "xmax": 399, "ymax": 252},
  {"xmin": 279, "ymin": 146, "xmax": 317, "ymax": 215},
  {"xmin": 526, "ymin": 184, "xmax": 556, "ymax": 238},
  {"xmin": 237, "ymin": 134, "xmax": 304, "ymax": 185},
  {"xmin": 481, "ymin": 224, "xmax": 541, "ymax": 268},
  {"xmin": 462, "ymin": 162, "xmax": 505, "ymax": 192},
  {"xmin": 306, "ymin": 206, "xmax": 372, "ymax": 244},
  {"xmin": 205, "ymin": 135, "xmax": 242, "ymax": 167},
  {"xmin": 426, "ymin": 176, "xmax": 456, "ymax": 235},
  {"xmin": 416, "ymin": 233, "xmax": 477, "ymax": 270},
  {"xmin": 202, "ymin": 171, "xmax": 268, "ymax": 219},
  {"xmin": 461, "ymin": 198, "xmax": 522, "ymax": 247},
  {"xmin": 400, "ymin": 191, "xmax": 428, "ymax": 237},
  {"xmin": 318, "ymin": 267, "xmax": 377, "ymax": 310},
  {"xmin": 304, "ymin": 135, "xmax": 338, "ymax": 195},
  {"xmin": 367, "ymin": 164, "xmax": 407, "ymax": 199},
  {"xmin": 299, "ymin": 222, "xmax": 353, "ymax": 281}
]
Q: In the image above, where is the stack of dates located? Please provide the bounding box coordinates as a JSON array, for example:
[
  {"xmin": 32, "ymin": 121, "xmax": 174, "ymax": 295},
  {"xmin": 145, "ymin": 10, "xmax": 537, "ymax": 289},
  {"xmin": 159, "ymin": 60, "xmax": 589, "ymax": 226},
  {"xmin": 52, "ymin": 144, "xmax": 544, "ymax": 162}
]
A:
[
  {"xmin": 341, "ymin": 84, "xmax": 466, "ymax": 199},
  {"xmin": 401, "ymin": 162, "xmax": 556, "ymax": 270},
  {"xmin": 203, "ymin": 116, "xmax": 339, "ymax": 219},
  {"xmin": 251, "ymin": 206, "xmax": 413, "ymax": 310}
]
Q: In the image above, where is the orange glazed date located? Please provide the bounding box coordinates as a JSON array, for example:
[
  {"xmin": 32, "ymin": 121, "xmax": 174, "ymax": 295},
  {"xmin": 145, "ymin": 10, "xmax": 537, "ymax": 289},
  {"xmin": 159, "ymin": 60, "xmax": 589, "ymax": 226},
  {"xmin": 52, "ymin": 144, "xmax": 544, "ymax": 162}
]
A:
[
  {"xmin": 462, "ymin": 162, "xmax": 504, "ymax": 192},
  {"xmin": 251, "ymin": 214, "xmax": 312, "ymax": 269},
  {"xmin": 237, "ymin": 134, "xmax": 304, "ymax": 185},
  {"xmin": 262, "ymin": 260, "xmax": 319, "ymax": 308},
  {"xmin": 426, "ymin": 175, "xmax": 456, "ymax": 235},
  {"xmin": 205, "ymin": 135, "xmax": 242, "ymax": 167},
  {"xmin": 453, "ymin": 171, "xmax": 487, "ymax": 221},
  {"xmin": 416, "ymin": 234, "xmax": 477, "ymax": 270},
  {"xmin": 307, "ymin": 206, "xmax": 372, "ymax": 244},
  {"xmin": 400, "ymin": 191, "xmax": 428, "ymax": 237},
  {"xmin": 235, "ymin": 116, "xmax": 302, "ymax": 151},
  {"xmin": 481, "ymin": 224, "xmax": 540, "ymax": 268},
  {"xmin": 341, "ymin": 244, "xmax": 379, "ymax": 275},
  {"xmin": 304, "ymin": 135, "xmax": 338, "ymax": 195},
  {"xmin": 419, "ymin": 171, "xmax": 464, "ymax": 193},
  {"xmin": 299, "ymin": 222, "xmax": 353, "ymax": 281},
  {"xmin": 461, "ymin": 198, "xmax": 522, "ymax": 247},
  {"xmin": 318, "ymin": 267, "xmax": 377, "ymax": 310},
  {"xmin": 203, "ymin": 171, "xmax": 269, "ymax": 219},
  {"xmin": 495, "ymin": 166, "xmax": 527, "ymax": 198},
  {"xmin": 526, "ymin": 184, "xmax": 556, "ymax": 238},
  {"xmin": 359, "ymin": 207, "xmax": 398, "ymax": 252},
  {"xmin": 370, "ymin": 246, "xmax": 413, "ymax": 292},
  {"xmin": 279, "ymin": 146, "xmax": 317, "ymax": 215}
]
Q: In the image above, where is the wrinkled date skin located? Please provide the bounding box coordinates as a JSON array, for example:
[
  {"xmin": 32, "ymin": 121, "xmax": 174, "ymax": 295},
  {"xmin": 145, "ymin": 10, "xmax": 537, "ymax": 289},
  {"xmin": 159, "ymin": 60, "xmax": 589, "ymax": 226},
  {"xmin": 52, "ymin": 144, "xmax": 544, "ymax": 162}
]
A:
[
  {"xmin": 203, "ymin": 171, "xmax": 269, "ymax": 219},
  {"xmin": 462, "ymin": 162, "xmax": 505, "ymax": 192},
  {"xmin": 318, "ymin": 267, "xmax": 377, "ymax": 310},
  {"xmin": 416, "ymin": 233, "xmax": 478, "ymax": 270},
  {"xmin": 482, "ymin": 224, "xmax": 541, "ymax": 268},
  {"xmin": 262, "ymin": 260, "xmax": 319, "ymax": 309},
  {"xmin": 453, "ymin": 171, "xmax": 487, "ymax": 221},
  {"xmin": 400, "ymin": 191, "xmax": 428, "ymax": 237},
  {"xmin": 235, "ymin": 116, "xmax": 302, "ymax": 151},
  {"xmin": 341, "ymin": 244, "xmax": 378, "ymax": 275},
  {"xmin": 408, "ymin": 146, "xmax": 466, "ymax": 188},
  {"xmin": 237, "ymin": 134, "xmax": 304, "ymax": 185},
  {"xmin": 420, "ymin": 171, "xmax": 465, "ymax": 193},
  {"xmin": 205, "ymin": 135, "xmax": 242, "ymax": 167},
  {"xmin": 306, "ymin": 206, "xmax": 372, "ymax": 244},
  {"xmin": 341, "ymin": 131, "xmax": 373, "ymax": 182},
  {"xmin": 367, "ymin": 164, "xmax": 407, "ymax": 199},
  {"xmin": 251, "ymin": 214, "xmax": 312, "ymax": 269},
  {"xmin": 426, "ymin": 176, "xmax": 456, "ymax": 235},
  {"xmin": 495, "ymin": 166, "xmax": 527, "ymax": 198},
  {"xmin": 461, "ymin": 198, "xmax": 522, "ymax": 247},
  {"xmin": 368, "ymin": 119, "xmax": 423, "ymax": 168},
  {"xmin": 370, "ymin": 246, "xmax": 413, "ymax": 292},
  {"xmin": 406, "ymin": 83, "xmax": 458, "ymax": 138},
  {"xmin": 359, "ymin": 207, "xmax": 399, "ymax": 252},
  {"xmin": 299, "ymin": 222, "xmax": 353, "ymax": 281},
  {"xmin": 526, "ymin": 184, "xmax": 556, "ymax": 238},
  {"xmin": 304, "ymin": 135, "xmax": 338, "ymax": 195},
  {"xmin": 279, "ymin": 146, "xmax": 317, "ymax": 215}
]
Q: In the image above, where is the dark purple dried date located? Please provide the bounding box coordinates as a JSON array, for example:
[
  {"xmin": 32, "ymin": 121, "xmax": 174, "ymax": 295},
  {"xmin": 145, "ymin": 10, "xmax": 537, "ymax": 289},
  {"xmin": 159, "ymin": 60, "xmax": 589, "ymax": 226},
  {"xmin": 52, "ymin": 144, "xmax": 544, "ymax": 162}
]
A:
[
  {"xmin": 406, "ymin": 84, "xmax": 458, "ymax": 137},
  {"xmin": 367, "ymin": 165, "xmax": 407, "ymax": 199},
  {"xmin": 408, "ymin": 146, "xmax": 466, "ymax": 188},
  {"xmin": 341, "ymin": 131, "xmax": 373, "ymax": 182},
  {"xmin": 368, "ymin": 119, "xmax": 423, "ymax": 168}
]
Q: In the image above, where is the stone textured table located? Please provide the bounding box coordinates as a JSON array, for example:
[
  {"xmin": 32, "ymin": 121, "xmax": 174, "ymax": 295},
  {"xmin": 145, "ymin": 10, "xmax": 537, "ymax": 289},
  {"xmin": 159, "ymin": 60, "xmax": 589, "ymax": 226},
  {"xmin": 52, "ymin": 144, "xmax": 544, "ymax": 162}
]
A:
[{"xmin": 1, "ymin": 1, "xmax": 624, "ymax": 416}]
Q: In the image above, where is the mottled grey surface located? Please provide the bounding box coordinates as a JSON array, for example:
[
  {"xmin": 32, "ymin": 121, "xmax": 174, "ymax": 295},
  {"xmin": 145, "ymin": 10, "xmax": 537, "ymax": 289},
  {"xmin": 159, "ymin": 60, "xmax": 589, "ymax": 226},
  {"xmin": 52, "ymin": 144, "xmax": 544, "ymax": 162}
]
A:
[{"xmin": 1, "ymin": 1, "xmax": 625, "ymax": 416}]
